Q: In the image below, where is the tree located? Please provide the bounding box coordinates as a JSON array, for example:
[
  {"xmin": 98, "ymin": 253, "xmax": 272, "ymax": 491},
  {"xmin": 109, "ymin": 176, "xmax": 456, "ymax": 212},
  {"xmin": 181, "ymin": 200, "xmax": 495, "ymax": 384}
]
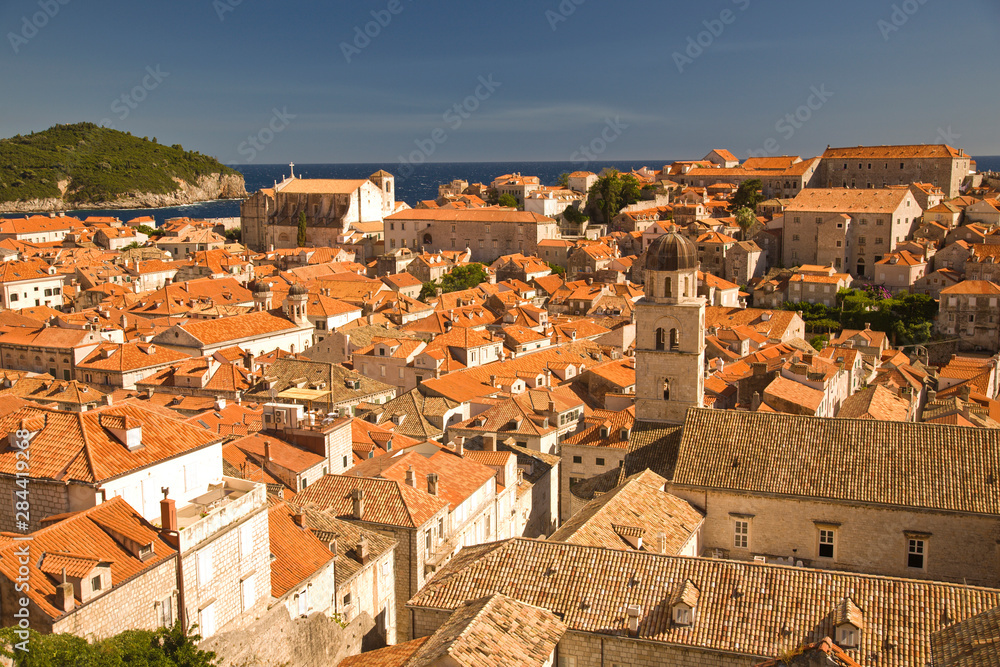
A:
[
  {"xmin": 562, "ymin": 205, "xmax": 589, "ymax": 225},
  {"xmin": 557, "ymin": 172, "xmax": 570, "ymax": 188},
  {"xmin": 546, "ymin": 262, "xmax": 565, "ymax": 276},
  {"xmin": 498, "ymin": 193, "xmax": 519, "ymax": 209},
  {"xmin": 0, "ymin": 623, "xmax": 217, "ymax": 666},
  {"xmin": 223, "ymin": 227, "xmax": 242, "ymax": 242},
  {"xmin": 734, "ymin": 206, "xmax": 759, "ymax": 241},
  {"xmin": 586, "ymin": 170, "xmax": 641, "ymax": 224},
  {"xmin": 134, "ymin": 224, "xmax": 162, "ymax": 237},
  {"xmin": 296, "ymin": 211, "xmax": 307, "ymax": 247},
  {"xmin": 728, "ymin": 179, "xmax": 764, "ymax": 214},
  {"xmin": 123, "ymin": 241, "xmax": 141, "ymax": 251},
  {"xmin": 420, "ymin": 263, "xmax": 490, "ymax": 302}
]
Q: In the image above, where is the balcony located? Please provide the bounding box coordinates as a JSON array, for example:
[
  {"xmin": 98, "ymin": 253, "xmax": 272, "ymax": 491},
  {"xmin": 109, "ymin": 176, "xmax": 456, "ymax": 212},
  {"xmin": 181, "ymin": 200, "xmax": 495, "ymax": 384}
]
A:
[{"xmin": 165, "ymin": 477, "xmax": 266, "ymax": 552}]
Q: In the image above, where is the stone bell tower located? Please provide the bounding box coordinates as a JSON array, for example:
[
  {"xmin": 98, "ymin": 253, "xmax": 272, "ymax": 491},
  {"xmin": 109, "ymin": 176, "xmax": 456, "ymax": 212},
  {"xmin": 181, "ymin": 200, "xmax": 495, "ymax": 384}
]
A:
[{"xmin": 635, "ymin": 232, "xmax": 705, "ymax": 423}]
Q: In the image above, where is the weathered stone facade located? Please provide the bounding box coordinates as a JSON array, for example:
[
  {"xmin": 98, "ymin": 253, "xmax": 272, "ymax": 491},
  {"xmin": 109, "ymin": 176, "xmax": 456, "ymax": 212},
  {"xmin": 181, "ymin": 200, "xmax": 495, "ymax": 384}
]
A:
[{"xmin": 817, "ymin": 145, "xmax": 972, "ymax": 198}]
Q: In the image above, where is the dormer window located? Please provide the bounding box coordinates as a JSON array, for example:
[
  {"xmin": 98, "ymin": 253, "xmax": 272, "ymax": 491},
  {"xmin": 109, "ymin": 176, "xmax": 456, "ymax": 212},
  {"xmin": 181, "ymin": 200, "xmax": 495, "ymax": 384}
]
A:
[
  {"xmin": 833, "ymin": 597, "xmax": 864, "ymax": 649},
  {"xmin": 671, "ymin": 579, "xmax": 699, "ymax": 627}
]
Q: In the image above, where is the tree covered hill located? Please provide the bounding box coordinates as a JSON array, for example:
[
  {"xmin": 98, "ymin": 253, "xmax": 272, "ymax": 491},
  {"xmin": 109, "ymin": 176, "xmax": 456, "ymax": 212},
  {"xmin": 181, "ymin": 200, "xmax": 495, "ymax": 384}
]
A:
[{"xmin": 0, "ymin": 123, "xmax": 244, "ymax": 209}]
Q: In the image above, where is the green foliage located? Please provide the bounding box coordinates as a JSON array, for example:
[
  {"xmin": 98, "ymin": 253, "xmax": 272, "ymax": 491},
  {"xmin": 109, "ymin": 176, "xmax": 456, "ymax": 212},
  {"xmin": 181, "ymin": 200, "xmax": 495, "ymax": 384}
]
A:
[
  {"xmin": 123, "ymin": 241, "xmax": 141, "ymax": 251},
  {"xmin": 547, "ymin": 262, "xmax": 565, "ymax": 276},
  {"xmin": 809, "ymin": 334, "xmax": 829, "ymax": 351},
  {"xmin": 134, "ymin": 224, "xmax": 162, "ymax": 238},
  {"xmin": 734, "ymin": 206, "xmax": 759, "ymax": 239},
  {"xmin": 782, "ymin": 289, "xmax": 938, "ymax": 345},
  {"xmin": 586, "ymin": 169, "xmax": 641, "ymax": 224},
  {"xmin": 223, "ymin": 227, "xmax": 242, "ymax": 243},
  {"xmin": 0, "ymin": 624, "xmax": 217, "ymax": 667},
  {"xmin": 419, "ymin": 263, "xmax": 489, "ymax": 302},
  {"xmin": 296, "ymin": 211, "xmax": 307, "ymax": 247},
  {"xmin": 728, "ymin": 179, "xmax": 764, "ymax": 214},
  {"xmin": 561, "ymin": 205, "xmax": 589, "ymax": 225},
  {"xmin": 497, "ymin": 193, "xmax": 519, "ymax": 209},
  {"xmin": 0, "ymin": 122, "xmax": 240, "ymax": 206},
  {"xmin": 557, "ymin": 172, "xmax": 570, "ymax": 188}
]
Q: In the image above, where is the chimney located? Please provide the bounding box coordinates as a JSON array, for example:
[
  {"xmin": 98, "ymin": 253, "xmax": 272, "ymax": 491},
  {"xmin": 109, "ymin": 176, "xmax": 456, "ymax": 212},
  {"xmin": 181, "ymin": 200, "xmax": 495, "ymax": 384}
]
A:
[
  {"xmin": 427, "ymin": 473, "xmax": 439, "ymax": 496},
  {"xmin": 927, "ymin": 389, "xmax": 937, "ymax": 403},
  {"xmin": 351, "ymin": 488, "xmax": 365, "ymax": 519},
  {"xmin": 160, "ymin": 488, "xmax": 178, "ymax": 533},
  {"xmin": 405, "ymin": 465, "xmax": 415, "ymax": 487},
  {"xmin": 454, "ymin": 436, "xmax": 465, "ymax": 457},
  {"xmin": 292, "ymin": 513, "xmax": 306, "ymax": 529},
  {"xmin": 484, "ymin": 434, "xmax": 497, "ymax": 452},
  {"xmin": 960, "ymin": 385, "xmax": 972, "ymax": 401},
  {"xmin": 356, "ymin": 535, "xmax": 369, "ymax": 565},
  {"xmin": 751, "ymin": 391, "xmax": 762, "ymax": 411},
  {"xmin": 56, "ymin": 569, "xmax": 75, "ymax": 613},
  {"xmin": 264, "ymin": 441, "xmax": 272, "ymax": 463},
  {"xmin": 626, "ymin": 604, "xmax": 642, "ymax": 636}
]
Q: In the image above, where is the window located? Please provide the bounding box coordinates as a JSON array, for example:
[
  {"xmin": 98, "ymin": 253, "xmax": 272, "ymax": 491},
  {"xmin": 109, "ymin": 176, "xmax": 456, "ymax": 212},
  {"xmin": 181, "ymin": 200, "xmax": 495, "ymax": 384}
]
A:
[
  {"xmin": 734, "ymin": 520, "xmax": 749, "ymax": 549},
  {"xmin": 663, "ymin": 379, "xmax": 671, "ymax": 401},
  {"xmin": 239, "ymin": 522, "xmax": 253, "ymax": 559},
  {"xmin": 241, "ymin": 575, "xmax": 256, "ymax": 611},
  {"xmin": 674, "ymin": 607, "xmax": 692, "ymax": 626},
  {"xmin": 572, "ymin": 456, "xmax": 582, "ymax": 464},
  {"xmin": 158, "ymin": 596, "xmax": 173, "ymax": 627},
  {"xmin": 343, "ymin": 592, "xmax": 352, "ymax": 607},
  {"xmin": 91, "ymin": 575, "xmax": 102, "ymax": 592},
  {"xmin": 297, "ymin": 588, "xmax": 309, "ymax": 616},
  {"xmin": 596, "ymin": 458, "xmax": 605, "ymax": 467},
  {"xmin": 908, "ymin": 539, "xmax": 925, "ymax": 569},
  {"xmin": 425, "ymin": 529, "xmax": 432, "ymax": 551},
  {"xmin": 818, "ymin": 529, "xmax": 835, "ymax": 558},
  {"xmin": 197, "ymin": 548, "xmax": 213, "ymax": 586},
  {"xmin": 199, "ymin": 603, "xmax": 216, "ymax": 637}
]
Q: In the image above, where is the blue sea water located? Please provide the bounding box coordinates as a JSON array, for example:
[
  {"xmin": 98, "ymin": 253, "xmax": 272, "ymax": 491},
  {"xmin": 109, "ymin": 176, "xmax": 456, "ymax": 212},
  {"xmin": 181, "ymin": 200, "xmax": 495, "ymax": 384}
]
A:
[{"xmin": 53, "ymin": 156, "xmax": 1000, "ymax": 226}]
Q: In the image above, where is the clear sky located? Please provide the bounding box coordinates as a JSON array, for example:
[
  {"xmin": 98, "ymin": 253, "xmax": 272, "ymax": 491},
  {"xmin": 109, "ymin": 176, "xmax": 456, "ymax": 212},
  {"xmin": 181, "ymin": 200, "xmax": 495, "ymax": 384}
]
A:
[{"xmin": 2, "ymin": 0, "xmax": 998, "ymax": 165}]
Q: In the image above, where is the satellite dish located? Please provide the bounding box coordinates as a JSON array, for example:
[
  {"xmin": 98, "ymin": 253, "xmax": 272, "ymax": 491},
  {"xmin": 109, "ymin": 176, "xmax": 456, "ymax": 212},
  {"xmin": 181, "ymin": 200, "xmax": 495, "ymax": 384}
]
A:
[{"xmin": 269, "ymin": 387, "xmax": 278, "ymax": 400}]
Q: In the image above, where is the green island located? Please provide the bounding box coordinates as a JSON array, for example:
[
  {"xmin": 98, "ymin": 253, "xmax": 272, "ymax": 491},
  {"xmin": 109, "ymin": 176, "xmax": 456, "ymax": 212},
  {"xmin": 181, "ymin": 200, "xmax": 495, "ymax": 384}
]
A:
[{"xmin": 0, "ymin": 122, "xmax": 245, "ymax": 211}]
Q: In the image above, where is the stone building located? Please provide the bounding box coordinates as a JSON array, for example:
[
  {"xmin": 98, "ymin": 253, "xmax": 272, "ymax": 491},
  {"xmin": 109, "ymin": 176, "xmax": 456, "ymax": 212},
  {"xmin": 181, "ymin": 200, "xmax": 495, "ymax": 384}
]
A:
[
  {"xmin": 937, "ymin": 280, "xmax": 1000, "ymax": 352},
  {"xmin": 0, "ymin": 497, "xmax": 179, "ymax": 640},
  {"xmin": 382, "ymin": 209, "xmax": 559, "ymax": 263},
  {"xmin": 0, "ymin": 403, "xmax": 224, "ymax": 532},
  {"xmin": 817, "ymin": 144, "xmax": 973, "ymax": 198},
  {"xmin": 241, "ymin": 171, "xmax": 398, "ymax": 251},
  {"xmin": 665, "ymin": 408, "xmax": 1000, "ymax": 588},
  {"xmin": 407, "ymin": 537, "xmax": 1000, "ymax": 667},
  {"xmin": 292, "ymin": 474, "xmax": 450, "ymax": 641},
  {"xmin": 782, "ymin": 188, "xmax": 922, "ymax": 277},
  {"xmin": 634, "ymin": 232, "xmax": 705, "ymax": 424}
]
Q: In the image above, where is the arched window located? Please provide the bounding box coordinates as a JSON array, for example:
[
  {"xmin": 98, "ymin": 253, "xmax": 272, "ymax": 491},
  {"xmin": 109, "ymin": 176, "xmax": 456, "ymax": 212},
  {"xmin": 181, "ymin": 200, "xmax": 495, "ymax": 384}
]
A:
[
  {"xmin": 664, "ymin": 277, "xmax": 672, "ymax": 298},
  {"xmin": 655, "ymin": 328, "xmax": 666, "ymax": 351},
  {"xmin": 670, "ymin": 329, "xmax": 680, "ymax": 351},
  {"xmin": 423, "ymin": 233, "xmax": 433, "ymax": 245},
  {"xmin": 663, "ymin": 379, "xmax": 671, "ymax": 401},
  {"xmin": 856, "ymin": 258, "xmax": 865, "ymax": 276},
  {"xmin": 683, "ymin": 277, "xmax": 690, "ymax": 297}
]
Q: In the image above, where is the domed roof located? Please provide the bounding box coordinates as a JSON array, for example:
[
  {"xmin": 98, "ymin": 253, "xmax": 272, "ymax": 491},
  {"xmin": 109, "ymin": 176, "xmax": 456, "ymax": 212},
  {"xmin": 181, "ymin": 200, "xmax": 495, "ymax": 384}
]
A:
[
  {"xmin": 288, "ymin": 283, "xmax": 309, "ymax": 296},
  {"xmin": 249, "ymin": 279, "xmax": 272, "ymax": 294},
  {"xmin": 645, "ymin": 232, "xmax": 698, "ymax": 272}
]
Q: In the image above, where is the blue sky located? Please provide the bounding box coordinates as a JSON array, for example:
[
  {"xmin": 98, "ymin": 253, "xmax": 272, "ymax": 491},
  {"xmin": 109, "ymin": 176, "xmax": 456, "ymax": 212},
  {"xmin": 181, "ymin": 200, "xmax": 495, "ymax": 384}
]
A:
[{"xmin": 2, "ymin": 0, "xmax": 998, "ymax": 165}]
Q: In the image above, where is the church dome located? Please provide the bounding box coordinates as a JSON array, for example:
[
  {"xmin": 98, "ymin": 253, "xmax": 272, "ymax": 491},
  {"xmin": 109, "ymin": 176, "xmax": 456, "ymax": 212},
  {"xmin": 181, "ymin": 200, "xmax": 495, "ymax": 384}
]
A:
[
  {"xmin": 288, "ymin": 283, "xmax": 309, "ymax": 296},
  {"xmin": 249, "ymin": 279, "xmax": 271, "ymax": 294},
  {"xmin": 645, "ymin": 232, "xmax": 698, "ymax": 272}
]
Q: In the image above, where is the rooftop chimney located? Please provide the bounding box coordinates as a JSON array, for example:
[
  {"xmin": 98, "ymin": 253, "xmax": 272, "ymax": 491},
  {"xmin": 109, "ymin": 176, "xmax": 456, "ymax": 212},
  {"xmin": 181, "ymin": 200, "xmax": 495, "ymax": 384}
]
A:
[
  {"xmin": 264, "ymin": 440, "xmax": 272, "ymax": 463},
  {"xmin": 356, "ymin": 535, "xmax": 369, "ymax": 565},
  {"xmin": 292, "ymin": 513, "xmax": 306, "ymax": 529},
  {"xmin": 454, "ymin": 436, "xmax": 465, "ymax": 457},
  {"xmin": 427, "ymin": 473, "xmax": 439, "ymax": 496},
  {"xmin": 751, "ymin": 391, "xmax": 762, "ymax": 412},
  {"xmin": 626, "ymin": 604, "xmax": 642, "ymax": 636},
  {"xmin": 159, "ymin": 486, "xmax": 178, "ymax": 532},
  {"xmin": 56, "ymin": 569, "xmax": 75, "ymax": 613},
  {"xmin": 405, "ymin": 465, "xmax": 415, "ymax": 487},
  {"xmin": 484, "ymin": 434, "xmax": 497, "ymax": 452},
  {"xmin": 351, "ymin": 488, "xmax": 365, "ymax": 519}
]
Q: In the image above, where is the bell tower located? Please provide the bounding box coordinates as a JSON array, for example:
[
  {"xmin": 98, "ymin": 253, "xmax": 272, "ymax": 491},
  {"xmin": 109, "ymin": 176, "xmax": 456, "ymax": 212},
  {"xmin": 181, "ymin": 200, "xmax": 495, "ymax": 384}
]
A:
[{"xmin": 635, "ymin": 232, "xmax": 705, "ymax": 423}]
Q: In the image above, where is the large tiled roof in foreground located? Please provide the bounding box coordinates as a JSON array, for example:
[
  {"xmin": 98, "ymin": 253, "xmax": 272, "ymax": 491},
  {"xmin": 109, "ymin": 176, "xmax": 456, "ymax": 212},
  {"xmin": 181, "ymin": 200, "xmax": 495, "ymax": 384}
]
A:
[
  {"xmin": 408, "ymin": 538, "xmax": 1000, "ymax": 667},
  {"xmin": 931, "ymin": 605, "xmax": 1000, "ymax": 667},
  {"xmin": 406, "ymin": 593, "xmax": 566, "ymax": 667},
  {"xmin": 671, "ymin": 408, "xmax": 1000, "ymax": 515}
]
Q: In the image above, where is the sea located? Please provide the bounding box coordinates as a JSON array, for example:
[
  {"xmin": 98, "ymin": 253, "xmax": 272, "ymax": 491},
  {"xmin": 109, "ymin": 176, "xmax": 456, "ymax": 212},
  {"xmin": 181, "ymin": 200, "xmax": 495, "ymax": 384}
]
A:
[{"xmin": 43, "ymin": 156, "xmax": 1000, "ymax": 226}]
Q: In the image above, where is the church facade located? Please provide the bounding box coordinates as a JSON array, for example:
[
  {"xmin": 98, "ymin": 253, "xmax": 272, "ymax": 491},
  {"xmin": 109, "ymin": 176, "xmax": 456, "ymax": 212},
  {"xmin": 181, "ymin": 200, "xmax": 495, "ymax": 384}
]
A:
[{"xmin": 240, "ymin": 168, "xmax": 399, "ymax": 251}]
